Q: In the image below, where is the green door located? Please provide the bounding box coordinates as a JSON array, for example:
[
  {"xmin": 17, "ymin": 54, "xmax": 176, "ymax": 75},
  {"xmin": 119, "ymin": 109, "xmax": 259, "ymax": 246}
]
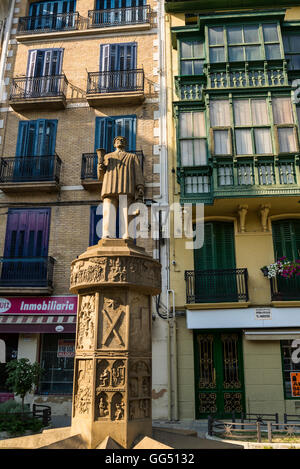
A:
[
  {"xmin": 272, "ymin": 220, "xmax": 300, "ymax": 300},
  {"xmin": 193, "ymin": 222, "xmax": 237, "ymax": 302},
  {"xmin": 194, "ymin": 330, "xmax": 245, "ymax": 419}
]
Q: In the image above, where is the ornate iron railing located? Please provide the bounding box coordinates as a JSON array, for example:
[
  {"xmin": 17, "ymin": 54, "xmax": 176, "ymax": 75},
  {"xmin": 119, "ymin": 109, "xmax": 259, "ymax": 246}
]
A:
[
  {"xmin": 17, "ymin": 12, "xmax": 80, "ymax": 34},
  {"xmin": 87, "ymin": 69, "xmax": 144, "ymax": 94},
  {"xmin": 88, "ymin": 5, "xmax": 151, "ymax": 28},
  {"xmin": 10, "ymin": 75, "xmax": 68, "ymax": 101},
  {"xmin": 0, "ymin": 155, "xmax": 62, "ymax": 184},
  {"xmin": 185, "ymin": 268, "xmax": 249, "ymax": 303},
  {"xmin": 270, "ymin": 275, "xmax": 300, "ymax": 301},
  {"xmin": 0, "ymin": 257, "xmax": 55, "ymax": 288},
  {"xmin": 81, "ymin": 151, "xmax": 144, "ymax": 180}
]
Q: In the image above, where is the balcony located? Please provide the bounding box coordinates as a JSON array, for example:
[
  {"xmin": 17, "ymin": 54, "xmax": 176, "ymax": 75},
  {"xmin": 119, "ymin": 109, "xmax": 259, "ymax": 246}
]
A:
[
  {"xmin": 9, "ymin": 75, "xmax": 68, "ymax": 111},
  {"xmin": 0, "ymin": 155, "xmax": 62, "ymax": 193},
  {"xmin": 81, "ymin": 151, "xmax": 144, "ymax": 189},
  {"xmin": 270, "ymin": 276, "xmax": 300, "ymax": 303},
  {"xmin": 0, "ymin": 257, "xmax": 55, "ymax": 295},
  {"xmin": 17, "ymin": 12, "xmax": 80, "ymax": 38},
  {"xmin": 185, "ymin": 269, "xmax": 249, "ymax": 305},
  {"xmin": 86, "ymin": 69, "xmax": 144, "ymax": 107},
  {"xmin": 88, "ymin": 5, "xmax": 151, "ymax": 30}
]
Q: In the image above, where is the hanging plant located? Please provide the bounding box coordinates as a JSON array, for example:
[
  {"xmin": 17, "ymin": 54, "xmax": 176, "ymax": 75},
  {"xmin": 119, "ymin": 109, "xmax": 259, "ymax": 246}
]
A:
[{"xmin": 261, "ymin": 257, "xmax": 300, "ymax": 279}]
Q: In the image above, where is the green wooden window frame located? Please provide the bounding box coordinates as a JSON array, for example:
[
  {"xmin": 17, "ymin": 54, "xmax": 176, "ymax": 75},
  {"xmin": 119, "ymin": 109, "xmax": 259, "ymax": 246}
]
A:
[
  {"xmin": 206, "ymin": 21, "xmax": 283, "ymax": 64},
  {"xmin": 179, "ymin": 39, "xmax": 205, "ymax": 76},
  {"xmin": 283, "ymin": 31, "xmax": 300, "ymax": 71},
  {"xmin": 281, "ymin": 340, "xmax": 300, "ymax": 400},
  {"xmin": 178, "ymin": 110, "xmax": 208, "ymax": 167}
]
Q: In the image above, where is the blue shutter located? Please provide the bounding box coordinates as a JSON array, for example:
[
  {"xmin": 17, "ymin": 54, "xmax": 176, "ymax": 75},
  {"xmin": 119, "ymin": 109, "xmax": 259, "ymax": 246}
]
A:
[
  {"xmin": 95, "ymin": 115, "xmax": 136, "ymax": 152},
  {"xmin": 16, "ymin": 119, "xmax": 57, "ymax": 157},
  {"xmin": 100, "ymin": 43, "xmax": 136, "ymax": 71}
]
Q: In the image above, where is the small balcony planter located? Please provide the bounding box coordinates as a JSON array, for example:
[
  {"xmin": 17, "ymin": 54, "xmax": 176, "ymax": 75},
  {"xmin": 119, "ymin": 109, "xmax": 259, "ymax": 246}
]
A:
[
  {"xmin": 262, "ymin": 257, "xmax": 300, "ymax": 279},
  {"xmin": 261, "ymin": 266, "xmax": 269, "ymax": 277}
]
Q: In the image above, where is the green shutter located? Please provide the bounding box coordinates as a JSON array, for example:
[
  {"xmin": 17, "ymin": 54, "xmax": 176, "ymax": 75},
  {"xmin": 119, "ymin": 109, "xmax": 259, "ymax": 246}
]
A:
[
  {"xmin": 272, "ymin": 220, "xmax": 300, "ymax": 260},
  {"xmin": 194, "ymin": 222, "xmax": 235, "ymax": 270}
]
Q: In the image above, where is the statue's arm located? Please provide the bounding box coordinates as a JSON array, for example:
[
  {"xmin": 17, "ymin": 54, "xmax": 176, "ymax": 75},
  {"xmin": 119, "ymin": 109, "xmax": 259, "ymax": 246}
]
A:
[{"xmin": 96, "ymin": 149, "xmax": 107, "ymax": 182}]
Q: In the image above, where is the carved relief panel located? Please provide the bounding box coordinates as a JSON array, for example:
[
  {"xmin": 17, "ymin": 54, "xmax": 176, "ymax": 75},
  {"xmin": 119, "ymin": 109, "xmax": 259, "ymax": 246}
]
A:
[
  {"xmin": 95, "ymin": 358, "xmax": 127, "ymax": 421},
  {"xmin": 76, "ymin": 294, "xmax": 96, "ymax": 351},
  {"xmin": 73, "ymin": 359, "xmax": 93, "ymax": 418},
  {"xmin": 129, "ymin": 293, "xmax": 151, "ymax": 352},
  {"xmin": 97, "ymin": 294, "xmax": 127, "ymax": 349},
  {"xmin": 129, "ymin": 359, "xmax": 151, "ymax": 420}
]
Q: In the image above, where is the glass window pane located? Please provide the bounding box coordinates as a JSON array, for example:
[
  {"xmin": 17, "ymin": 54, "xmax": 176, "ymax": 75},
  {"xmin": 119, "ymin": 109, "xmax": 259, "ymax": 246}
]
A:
[
  {"xmin": 208, "ymin": 26, "xmax": 224, "ymax": 45},
  {"xmin": 214, "ymin": 130, "xmax": 230, "ymax": 154},
  {"xmin": 218, "ymin": 165, "xmax": 233, "ymax": 185},
  {"xmin": 288, "ymin": 55, "xmax": 300, "ymax": 71},
  {"xmin": 210, "ymin": 100, "xmax": 231, "ymax": 126},
  {"xmin": 245, "ymin": 45, "xmax": 261, "ymax": 60},
  {"xmin": 238, "ymin": 164, "xmax": 253, "ymax": 185},
  {"xmin": 181, "ymin": 60, "xmax": 193, "ymax": 75},
  {"xmin": 193, "ymin": 42, "xmax": 204, "ymax": 57},
  {"xmin": 181, "ymin": 41, "xmax": 193, "ymax": 58},
  {"xmin": 263, "ymin": 24, "xmax": 279, "ymax": 42},
  {"xmin": 229, "ymin": 46, "xmax": 244, "ymax": 61},
  {"xmin": 194, "ymin": 60, "xmax": 204, "ymax": 75},
  {"xmin": 280, "ymin": 163, "xmax": 295, "ymax": 184},
  {"xmin": 235, "ymin": 129, "xmax": 252, "ymax": 154},
  {"xmin": 288, "ymin": 34, "xmax": 300, "ymax": 53},
  {"xmin": 234, "ymin": 100, "xmax": 251, "ymax": 125},
  {"xmin": 259, "ymin": 164, "xmax": 274, "ymax": 184},
  {"xmin": 252, "ymin": 99, "xmax": 269, "ymax": 125},
  {"xmin": 180, "ymin": 112, "xmax": 193, "ymax": 137},
  {"xmin": 194, "ymin": 139, "xmax": 207, "ymax": 165},
  {"xmin": 193, "ymin": 112, "xmax": 206, "ymax": 137},
  {"xmin": 254, "ymin": 128, "xmax": 272, "ymax": 154},
  {"xmin": 278, "ymin": 128, "xmax": 297, "ymax": 153},
  {"xmin": 227, "ymin": 26, "xmax": 243, "ymax": 44},
  {"xmin": 210, "ymin": 47, "xmax": 225, "ymax": 63},
  {"xmin": 273, "ymin": 97, "xmax": 293, "ymax": 124},
  {"xmin": 180, "ymin": 140, "xmax": 194, "ymax": 166},
  {"xmin": 244, "ymin": 25, "xmax": 259, "ymax": 43},
  {"xmin": 265, "ymin": 44, "xmax": 281, "ymax": 59}
]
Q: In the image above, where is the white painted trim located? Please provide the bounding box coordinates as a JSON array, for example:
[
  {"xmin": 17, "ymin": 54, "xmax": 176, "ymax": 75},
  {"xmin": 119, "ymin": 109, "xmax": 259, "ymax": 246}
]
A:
[{"xmin": 61, "ymin": 185, "xmax": 85, "ymax": 191}]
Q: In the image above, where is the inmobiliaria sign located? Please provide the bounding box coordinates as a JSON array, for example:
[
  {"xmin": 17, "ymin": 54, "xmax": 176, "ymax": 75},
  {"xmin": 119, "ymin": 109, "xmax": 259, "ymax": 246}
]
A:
[{"xmin": 0, "ymin": 296, "xmax": 77, "ymax": 315}]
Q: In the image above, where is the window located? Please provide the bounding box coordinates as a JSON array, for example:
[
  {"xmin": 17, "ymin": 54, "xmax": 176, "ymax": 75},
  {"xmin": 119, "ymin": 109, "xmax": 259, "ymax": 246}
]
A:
[
  {"xmin": 279, "ymin": 161, "xmax": 296, "ymax": 184},
  {"xmin": 272, "ymin": 219, "xmax": 300, "ymax": 260},
  {"xmin": 39, "ymin": 334, "xmax": 75, "ymax": 395},
  {"xmin": 217, "ymin": 164, "xmax": 233, "ymax": 186},
  {"xmin": 185, "ymin": 174, "xmax": 210, "ymax": 193},
  {"xmin": 283, "ymin": 32, "xmax": 300, "ymax": 70},
  {"xmin": 16, "ymin": 120, "xmax": 57, "ymax": 157},
  {"xmin": 100, "ymin": 43, "xmax": 137, "ymax": 71},
  {"xmin": 180, "ymin": 40, "xmax": 204, "ymax": 75},
  {"xmin": 28, "ymin": 1, "xmax": 76, "ymax": 31},
  {"xmin": 210, "ymin": 100, "xmax": 231, "ymax": 155},
  {"xmin": 273, "ymin": 97, "xmax": 298, "ymax": 153},
  {"xmin": 179, "ymin": 111, "xmax": 207, "ymax": 166},
  {"xmin": 96, "ymin": 0, "xmax": 145, "ymax": 9},
  {"xmin": 257, "ymin": 162, "xmax": 275, "ymax": 185},
  {"xmin": 29, "ymin": 0, "xmax": 76, "ymax": 17},
  {"xmin": 233, "ymin": 98, "xmax": 272, "ymax": 155},
  {"xmin": 237, "ymin": 162, "xmax": 254, "ymax": 185},
  {"xmin": 281, "ymin": 340, "xmax": 300, "ymax": 398},
  {"xmin": 208, "ymin": 23, "xmax": 282, "ymax": 63},
  {"xmin": 95, "ymin": 115, "xmax": 136, "ymax": 152},
  {"xmin": 27, "ymin": 49, "xmax": 63, "ymax": 78}
]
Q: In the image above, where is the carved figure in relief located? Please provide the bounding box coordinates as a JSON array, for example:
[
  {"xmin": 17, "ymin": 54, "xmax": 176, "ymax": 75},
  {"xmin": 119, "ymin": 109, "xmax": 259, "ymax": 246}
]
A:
[
  {"xmin": 112, "ymin": 360, "xmax": 125, "ymax": 387},
  {"xmin": 99, "ymin": 368, "xmax": 110, "ymax": 387},
  {"xmin": 75, "ymin": 366, "xmax": 92, "ymax": 415},
  {"xmin": 111, "ymin": 392, "xmax": 125, "ymax": 421},
  {"xmin": 115, "ymin": 401, "xmax": 125, "ymax": 420},
  {"xmin": 77, "ymin": 295, "xmax": 95, "ymax": 350},
  {"xmin": 99, "ymin": 395, "xmax": 109, "ymax": 418}
]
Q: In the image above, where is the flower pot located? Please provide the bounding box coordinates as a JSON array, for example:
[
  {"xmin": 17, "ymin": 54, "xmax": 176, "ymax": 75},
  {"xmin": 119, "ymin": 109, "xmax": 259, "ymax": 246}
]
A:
[{"xmin": 261, "ymin": 267, "xmax": 269, "ymax": 277}]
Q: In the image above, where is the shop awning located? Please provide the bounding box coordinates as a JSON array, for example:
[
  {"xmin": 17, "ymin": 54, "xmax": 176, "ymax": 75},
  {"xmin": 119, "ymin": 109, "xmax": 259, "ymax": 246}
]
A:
[
  {"xmin": 0, "ymin": 314, "xmax": 76, "ymax": 333},
  {"xmin": 244, "ymin": 329, "xmax": 300, "ymax": 340}
]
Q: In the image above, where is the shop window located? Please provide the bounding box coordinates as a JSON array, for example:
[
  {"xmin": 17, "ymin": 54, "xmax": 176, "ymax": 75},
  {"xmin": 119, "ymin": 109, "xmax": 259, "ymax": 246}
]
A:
[
  {"xmin": 281, "ymin": 340, "xmax": 300, "ymax": 398},
  {"xmin": 38, "ymin": 334, "xmax": 75, "ymax": 395}
]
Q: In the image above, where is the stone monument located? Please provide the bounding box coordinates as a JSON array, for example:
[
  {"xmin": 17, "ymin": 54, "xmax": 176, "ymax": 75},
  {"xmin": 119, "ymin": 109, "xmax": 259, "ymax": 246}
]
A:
[{"xmin": 69, "ymin": 137, "xmax": 161, "ymax": 449}]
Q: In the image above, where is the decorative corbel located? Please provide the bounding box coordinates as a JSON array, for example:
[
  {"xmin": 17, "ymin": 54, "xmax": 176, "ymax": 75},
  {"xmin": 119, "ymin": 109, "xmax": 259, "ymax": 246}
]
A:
[
  {"xmin": 259, "ymin": 204, "xmax": 271, "ymax": 232},
  {"xmin": 238, "ymin": 205, "xmax": 248, "ymax": 233}
]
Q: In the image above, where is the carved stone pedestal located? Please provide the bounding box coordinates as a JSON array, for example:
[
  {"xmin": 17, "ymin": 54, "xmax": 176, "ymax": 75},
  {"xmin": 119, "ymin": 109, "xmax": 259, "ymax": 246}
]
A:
[{"xmin": 69, "ymin": 239, "xmax": 161, "ymax": 449}]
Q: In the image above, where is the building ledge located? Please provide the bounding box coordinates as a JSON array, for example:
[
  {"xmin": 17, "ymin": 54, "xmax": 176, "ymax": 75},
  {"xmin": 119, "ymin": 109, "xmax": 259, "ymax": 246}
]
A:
[
  {"xmin": 185, "ymin": 301, "xmax": 251, "ymax": 310},
  {"xmin": 0, "ymin": 181, "xmax": 60, "ymax": 193},
  {"xmin": 0, "ymin": 287, "xmax": 54, "ymax": 296},
  {"xmin": 16, "ymin": 22, "xmax": 151, "ymax": 42},
  {"xmin": 81, "ymin": 179, "xmax": 100, "ymax": 190},
  {"xmin": 271, "ymin": 301, "xmax": 300, "ymax": 308},
  {"xmin": 9, "ymin": 96, "xmax": 66, "ymax": 111},
  {"xmin": 86, "ymin": 91, "xmax": 145, "ymax": 107}
]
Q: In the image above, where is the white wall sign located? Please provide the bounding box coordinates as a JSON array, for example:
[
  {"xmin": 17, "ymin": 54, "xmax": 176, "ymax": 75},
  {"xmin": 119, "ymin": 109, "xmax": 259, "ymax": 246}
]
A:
[{"xmin": 255, "ymin": 308, "xmax": 272, "ymax": 320}]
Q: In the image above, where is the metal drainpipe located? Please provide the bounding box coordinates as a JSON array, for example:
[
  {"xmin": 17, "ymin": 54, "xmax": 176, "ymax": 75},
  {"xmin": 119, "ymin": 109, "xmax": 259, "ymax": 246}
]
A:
[
  {"xmin": 168, "ymin": 289, "xmax": 178, "ymax": 421},
  {"xmin": 0, "ymin": 0, "xmax": 15, "ymax": 103}
]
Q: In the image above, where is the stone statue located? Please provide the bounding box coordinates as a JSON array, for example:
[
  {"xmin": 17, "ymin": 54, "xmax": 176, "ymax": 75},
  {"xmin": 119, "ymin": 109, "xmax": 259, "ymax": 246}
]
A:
[{"xmin": 97, "ymin": 136, "xmax": 144, "ymax": 239}]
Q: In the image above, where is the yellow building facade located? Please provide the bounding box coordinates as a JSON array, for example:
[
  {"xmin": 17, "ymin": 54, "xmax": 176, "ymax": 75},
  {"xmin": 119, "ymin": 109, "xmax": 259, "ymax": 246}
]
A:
[{"xmin": 165, "ymin": 0, "xmax": 300, "ymax": 421}]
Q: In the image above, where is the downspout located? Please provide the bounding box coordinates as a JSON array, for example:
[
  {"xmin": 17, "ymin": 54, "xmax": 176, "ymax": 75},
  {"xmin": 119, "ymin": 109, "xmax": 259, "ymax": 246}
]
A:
[
  {"xmin": 0, "ymin": 0, "xmax": 15, "ymax": 103},
  {"xmin": 168, "ymin": 289, "xmax": 178, "ymax": 421}
]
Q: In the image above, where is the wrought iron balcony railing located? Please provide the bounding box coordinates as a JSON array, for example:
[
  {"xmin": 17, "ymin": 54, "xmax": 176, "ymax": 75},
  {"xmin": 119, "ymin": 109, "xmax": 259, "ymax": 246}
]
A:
[
  {"xmin": 0, "ymin": 257, "xmax": 55, "ymax": 288},
  {"xmin": 87, "ymin": 69, "xmax": 144, "ymax": 94},
  {"xmin": 10, "ymin": 75, "xmax": 68, "ymax": 101},
  {"xmin": 81, "ymin": 151, "xmax": 144, "ymax": 180},
  {"xmin": 0, "ymin": 155, "xmax": 62, "ymax": 184},
  {"xmin": 88, "ymin": 5, "xmax": 151, "ymax": 28},
  {"xmin": 270, "ymin": 275, "xmax": 300, "ymax": 301},
  {"xmin": 17, "ymin": 12, "xmax": 80, "ymax": 34},
  {"xmin": 185, "ymin": 269, "xmax": 249, "ymax": 304}
]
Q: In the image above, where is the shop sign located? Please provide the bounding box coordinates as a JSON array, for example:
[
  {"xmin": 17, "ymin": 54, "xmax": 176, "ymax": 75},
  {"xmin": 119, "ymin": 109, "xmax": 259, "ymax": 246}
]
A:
[
  {"xmin": 291, "ymin": 372, "xmax": 300, "ymax": 397},
  {"xmin": 255, "ymin": 308, "xmax": 272, "ymax": 320},
  {"xmin": 57, "ymin": 340, "xmax": 75, "ymax": 358},
  {"xmin": 0, "ymin": 296, "xmax": 77, "ymax": 315}
]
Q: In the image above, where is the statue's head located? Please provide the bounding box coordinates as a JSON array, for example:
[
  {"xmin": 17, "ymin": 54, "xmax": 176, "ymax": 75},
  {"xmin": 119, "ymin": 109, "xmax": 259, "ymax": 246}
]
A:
[{"xmin": 113, "ymin": 136, "xmax": 127, "ymax": 150}]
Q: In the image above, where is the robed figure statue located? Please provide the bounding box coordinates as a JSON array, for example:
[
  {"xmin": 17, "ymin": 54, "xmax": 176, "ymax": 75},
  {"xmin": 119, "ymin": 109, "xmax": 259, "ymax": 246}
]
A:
[{"xmin": 96, "ymin": 136, "xmax": 144, "ymax": 239}]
